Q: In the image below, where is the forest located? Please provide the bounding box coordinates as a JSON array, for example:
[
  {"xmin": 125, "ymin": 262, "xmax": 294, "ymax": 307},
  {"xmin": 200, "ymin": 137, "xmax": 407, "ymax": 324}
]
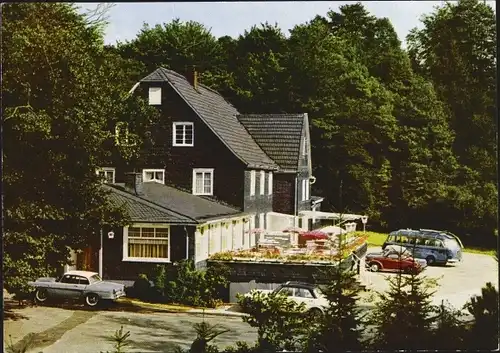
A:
[
  {"xmin": 2, "ymin": 0, "xmax": 497, "ymax": 293},
  {"xmin": 113, "ymin": 0, "xmax": 497, "ymax": 247}
]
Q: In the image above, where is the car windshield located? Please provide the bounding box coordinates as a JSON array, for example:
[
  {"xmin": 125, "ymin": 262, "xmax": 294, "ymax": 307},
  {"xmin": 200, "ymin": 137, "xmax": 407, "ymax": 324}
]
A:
[{"xmin": 89, "ymin": 274, "xmax": 102, "ymax": 284}]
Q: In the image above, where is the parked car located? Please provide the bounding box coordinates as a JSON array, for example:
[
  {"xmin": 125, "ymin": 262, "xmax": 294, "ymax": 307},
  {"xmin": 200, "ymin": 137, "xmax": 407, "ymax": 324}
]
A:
[
  {"xmin": 28, "ymin": 270, "xmax": 125, "ymax": 307},
  {"xmin": 365, "ymin": 245, "xmax": 427, "ymax": 274},
  {"xmin": 244, "ymin": 281, "xmax": 328, "ymax": 317}
]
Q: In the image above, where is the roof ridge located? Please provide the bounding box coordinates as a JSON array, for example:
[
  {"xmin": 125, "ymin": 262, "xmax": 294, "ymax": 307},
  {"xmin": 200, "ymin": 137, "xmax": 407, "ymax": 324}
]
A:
[
  {"xmin": 161, "ymin": 70, "xmax": 277, "ymax": 170},
  {"xmin": 104, "ymin": 184, "xmax": 198, "ymax": 223},
  {"xmin": 160, "ymin": 67, "xmax": 234, "ymax": 104}
]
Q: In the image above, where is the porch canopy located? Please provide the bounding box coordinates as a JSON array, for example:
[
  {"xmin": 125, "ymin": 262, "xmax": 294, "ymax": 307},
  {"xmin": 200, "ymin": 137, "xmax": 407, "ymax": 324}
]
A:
[{"xmin": 299, "ymin": 210, "xmax": 366, "ymax": 222}]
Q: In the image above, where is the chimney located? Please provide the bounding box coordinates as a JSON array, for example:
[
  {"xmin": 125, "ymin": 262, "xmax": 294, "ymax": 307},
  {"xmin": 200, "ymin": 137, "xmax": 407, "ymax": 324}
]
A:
[
  {"xmin": 124, "ymin": 172, "xmax": 143, "ymax": 195},
  {"xmin": 186, "ymin": 66, "xmax": 199, "ymax": 90}
]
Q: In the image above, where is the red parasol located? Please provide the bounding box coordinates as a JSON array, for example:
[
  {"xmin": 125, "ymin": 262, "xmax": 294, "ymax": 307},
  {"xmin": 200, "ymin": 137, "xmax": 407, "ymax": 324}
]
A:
[{"xmin": 300, "ymin": 230, "xmax": 329, "ymax": 240}]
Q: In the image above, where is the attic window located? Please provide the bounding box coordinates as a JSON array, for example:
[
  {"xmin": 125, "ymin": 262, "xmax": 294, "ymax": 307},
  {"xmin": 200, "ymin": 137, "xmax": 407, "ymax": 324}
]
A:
[{"xmin": 149, "ymin": 87, "xmax": 162, "ymax": 105}]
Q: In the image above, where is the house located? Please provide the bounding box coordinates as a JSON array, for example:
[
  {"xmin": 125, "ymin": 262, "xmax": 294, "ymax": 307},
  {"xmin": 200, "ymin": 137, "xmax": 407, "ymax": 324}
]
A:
[
  {"xmin": 79, "ymin": 67, "xmax": 327, "ymax": 278},
  {"xmin": 76, "ymin": 172, "xmax": 260, "ymax": 279},
  {"xmin": 126, "ymin": 68, "xmax": 320, "ymax": 225}
]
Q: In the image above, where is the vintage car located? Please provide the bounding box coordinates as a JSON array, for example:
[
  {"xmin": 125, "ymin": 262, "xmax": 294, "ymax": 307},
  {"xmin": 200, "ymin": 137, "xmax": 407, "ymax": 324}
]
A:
[
  {"xmin": 28, "ymin": 270, "xmax": 125, "ymax": 307},
  {"xmin": 244, "ymin": 281, "xmax": 328, "ymax": 317},
  {"xmin": 365, "ymin": 245, "xmax": 428, "ymax": 274}
]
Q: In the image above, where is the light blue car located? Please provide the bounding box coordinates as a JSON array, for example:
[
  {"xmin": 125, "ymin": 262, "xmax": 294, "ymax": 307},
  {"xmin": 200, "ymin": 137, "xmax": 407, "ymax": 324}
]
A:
[{"xmin": 28, "ymin": 270, "xmax": 125, "ymax": 307}]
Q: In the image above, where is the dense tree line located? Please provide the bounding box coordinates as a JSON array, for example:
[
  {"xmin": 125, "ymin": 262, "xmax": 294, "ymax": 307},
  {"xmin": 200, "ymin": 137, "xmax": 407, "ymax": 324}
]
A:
[
  {"xmin": 2, "ymin": 0, "xmax": 496, "ymax": 296},
  {"xmin": 116, "ymin": 0, "xmax": 497, "ymax": 247}
]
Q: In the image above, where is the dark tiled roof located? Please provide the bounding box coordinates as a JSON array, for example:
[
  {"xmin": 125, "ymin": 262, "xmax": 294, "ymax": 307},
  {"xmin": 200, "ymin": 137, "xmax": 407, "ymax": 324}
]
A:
[
  {"xmin": 139, "ymin": 182, "xmax": 244, "ymax": 221},
  {"xmin": 141, "ymin": 68, "xmax": 278, "ymax": 170},
  {"xmin": 104, "ymin": 185, "xmax": 196, "ymax": 224},
  {"xmin": 237, "ymin": 114, "xmax": 306, "ymax": 172}
]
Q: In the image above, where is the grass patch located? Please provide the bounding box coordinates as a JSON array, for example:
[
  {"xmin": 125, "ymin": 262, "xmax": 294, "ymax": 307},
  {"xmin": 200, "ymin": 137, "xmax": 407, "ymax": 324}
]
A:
[
  {"xmin": 117, "ymin": 298, "xmax": 191, "ymax": 312},
  {"xmin": 353, "ymin": 231, "xmax": 387, "ymax": 247},
  {"xmin": 462, "ymin": 247, "xmax": 497, "ymax": 257}
]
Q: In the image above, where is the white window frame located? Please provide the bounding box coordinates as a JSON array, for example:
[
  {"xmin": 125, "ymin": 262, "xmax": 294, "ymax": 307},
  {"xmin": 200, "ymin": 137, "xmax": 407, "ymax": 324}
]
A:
[
  {"xmin": 96, "ymin": 167, "xmax": 115, "ymax": 184},
  {"xmin": 192, "ymin": 168, "xmax": 214, "ymax": 195},
  {"xmin": 301, "ymin": 179, "xmax": 307, "ymax": 201},
  {"xmin": 250, "ymin": 170, "xmax": 256, "ymax": 196},
  {"xmin": 142, "ymin": 169, "xmax": 165, "ymax": 184},
  {"xmin": 122, "ymin": 224, "xmax": 171, "ymax": 263},
  {"xmin": 305, "ymin": 179, "xmax": 310, "ymax": 200},
  {"xmin": 268, "ymin": 172, "xmax": 273, "ymax": 195},
  {"xmin": 148, "ymin": 86, "xmax": 162, "ymax": 105},
  {"xmin": 172, "ymin": 122, "xmax": 194, "ymax": 147},
  {"xmin": 259, "ymin": 170, "xmax": 265, "ymax": 195}
]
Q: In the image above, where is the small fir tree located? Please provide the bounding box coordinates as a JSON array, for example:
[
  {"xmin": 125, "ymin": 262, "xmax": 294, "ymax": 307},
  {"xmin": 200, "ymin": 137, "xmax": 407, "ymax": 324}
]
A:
[
  {"xmin": 365, "ymin": 247, "xmax": 437, "ymax": 350},
  {"xmin": 464, "ymin": 282, "xmax": 499, "ymax": 350},
  {"xmin": 430, "ymin": 300, "xmax": 467, "ymax": 350},
  {"xmin": 305, "ymin": 230, "xmax": 364, "ymax": 352}
]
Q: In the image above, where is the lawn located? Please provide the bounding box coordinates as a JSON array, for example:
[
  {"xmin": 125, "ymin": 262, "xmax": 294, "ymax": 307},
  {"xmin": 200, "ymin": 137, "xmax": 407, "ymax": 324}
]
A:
[
  {"xmin": 352, "ymin": 231, "xmax": 387, "ymax": 247},
  {"xmin": 353, "ymin": 231, "xmax": 497, "ymax": 257}
]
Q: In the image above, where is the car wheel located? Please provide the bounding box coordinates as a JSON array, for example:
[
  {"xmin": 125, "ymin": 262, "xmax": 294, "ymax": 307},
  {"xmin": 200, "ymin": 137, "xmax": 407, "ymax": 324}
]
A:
[
  {"xmin": 369, "ymin": 262, "xmax": 380, "ymax": 272},
  {"xmin": 425, "ymin": 256, "xmax": 436, "ymax": 265},
  {"xmin": 34, "ymin": 289, "xmax": 49, "ymax": 303},
  {"xmin": 307, "ymin": 308, "xmax": 323, "ymax": 320},
  {"xmin": 85, "ymin": 293, "xmax": 100, "ymax": 307}
]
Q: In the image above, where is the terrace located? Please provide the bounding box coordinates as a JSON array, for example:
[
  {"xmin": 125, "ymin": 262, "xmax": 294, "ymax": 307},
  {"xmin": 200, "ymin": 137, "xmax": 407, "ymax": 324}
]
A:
[{"xmin": 210, "ymin": 225, "xmax": 368, "ymax": 265}]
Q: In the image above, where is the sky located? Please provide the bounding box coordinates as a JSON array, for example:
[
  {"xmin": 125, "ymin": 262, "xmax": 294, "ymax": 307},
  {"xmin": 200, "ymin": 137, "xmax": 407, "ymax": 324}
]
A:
[{"xmin": 78, "ymin": 1, "xmax": 496, "ymax": 47}]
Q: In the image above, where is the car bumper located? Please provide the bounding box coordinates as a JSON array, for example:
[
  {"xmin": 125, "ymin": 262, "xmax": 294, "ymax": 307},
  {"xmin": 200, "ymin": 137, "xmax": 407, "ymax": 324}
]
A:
[{"xmin": 102, "ymin": 291, "xmax": 126, "ymax": 300}]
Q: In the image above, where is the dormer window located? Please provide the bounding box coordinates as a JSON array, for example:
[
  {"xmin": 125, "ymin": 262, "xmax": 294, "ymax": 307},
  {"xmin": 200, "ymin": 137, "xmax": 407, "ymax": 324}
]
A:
[
  {"xmin": 96, "ymin": 167, "xmax": 115, "ymax": 184},
  {"xmin": 173, "ymin": 122, "xmax": 194, "ymax": 147},
  {"xmin": 149, "ymin": 87, "xmax": 162, "ymax": 105},
  {"xmin": 143, "ymin": 169, "xmax": 165, "ymax": 184}
]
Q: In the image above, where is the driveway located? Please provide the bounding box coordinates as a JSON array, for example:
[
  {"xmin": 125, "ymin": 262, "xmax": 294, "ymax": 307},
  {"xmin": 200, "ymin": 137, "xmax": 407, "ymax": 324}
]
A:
[
  {"xmin": 360, "ymin": 247, "xmax": 498, "ymax": 309},
  {"xmin": 4, "ymin": 303, "xmax": 257, "ymax": 353}
]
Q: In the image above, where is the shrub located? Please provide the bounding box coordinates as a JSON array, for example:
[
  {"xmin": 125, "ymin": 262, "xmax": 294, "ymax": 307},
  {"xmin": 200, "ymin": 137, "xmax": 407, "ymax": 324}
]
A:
[
  {"xmin": 464, "ymin": 282, "xmax": 499, "ymax": 349},
  {"xmin": 364, "ymin": 268, "xmax": 437, "ymax": 350},
  {"xmin": 130, "ymin": 274, "xmax": 159, "ymax": 302},
  {"xmin": 149, "ymin": 260, "xmax": 230, "ymax": 308},
  {"xmin": 238, "ymin": 290, "xmax": 308, "ymax": 351}
]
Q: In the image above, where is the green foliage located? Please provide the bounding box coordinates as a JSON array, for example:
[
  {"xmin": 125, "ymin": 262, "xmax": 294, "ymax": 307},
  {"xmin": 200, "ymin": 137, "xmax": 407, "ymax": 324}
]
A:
[
  {"xmin": 464, "ymin": 282, "xmax": 499, "ymax": 349},
  {"xmin": 101, "ymin": 326, "xmax": 131, "ymax": 353},
  {"xmin": 305, "ymin": 239, "xmax": 364, "ymax": 352},
  {"xmin": 150, "ymin": 260, "xmax": 230, "ymax": 308},
  {"xmin": 2, "ymin": 3, "xmax": 157, "ymax": 298},
  {"xmin": 237, "ymin": 290, "xmax": 308, "ymax": 351},
  {"xmin": 429, "ymin": 300, "xmax": 468, "ymax": 350},
  {"xmin": 365, "ymin": 262, "xmax": 437, "ymax": 350}
]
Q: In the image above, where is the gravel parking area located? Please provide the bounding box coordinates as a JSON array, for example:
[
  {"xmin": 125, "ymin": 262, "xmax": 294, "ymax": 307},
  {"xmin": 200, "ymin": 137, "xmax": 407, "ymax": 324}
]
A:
[{"xmin": 360, "ymin": 247, "xmax": 498, "ymax": 309}]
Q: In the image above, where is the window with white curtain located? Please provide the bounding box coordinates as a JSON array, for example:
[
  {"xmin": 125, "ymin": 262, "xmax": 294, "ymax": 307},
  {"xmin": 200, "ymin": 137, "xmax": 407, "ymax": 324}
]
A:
[
  {"xmin": 123, "ymin": 226, "xmax": 170, "ymax": 262},
  {"xmin": 250, "ymin": 170, "xmax": 256, "ymax": 196},
  {"xmin": 268, "ymin": 172, "xmax": 273, "ymax": 195},
  {"xmin": 193, "ymin": 169, "xmax": 214, "ymax": 195}
]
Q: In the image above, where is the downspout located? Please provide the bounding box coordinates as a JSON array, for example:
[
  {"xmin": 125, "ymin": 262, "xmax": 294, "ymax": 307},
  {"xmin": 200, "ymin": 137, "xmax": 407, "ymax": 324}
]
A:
[
  {"xmin": 99, "ymin": 228, "xmax": 103, "ymax": 277},
  {"xmin": 294, "ymin": 177, "xmax": 298, "ymax": 228},
  {"xmin": 184, "ymin": 226, "xmax": 189, "ymax": 260}
]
